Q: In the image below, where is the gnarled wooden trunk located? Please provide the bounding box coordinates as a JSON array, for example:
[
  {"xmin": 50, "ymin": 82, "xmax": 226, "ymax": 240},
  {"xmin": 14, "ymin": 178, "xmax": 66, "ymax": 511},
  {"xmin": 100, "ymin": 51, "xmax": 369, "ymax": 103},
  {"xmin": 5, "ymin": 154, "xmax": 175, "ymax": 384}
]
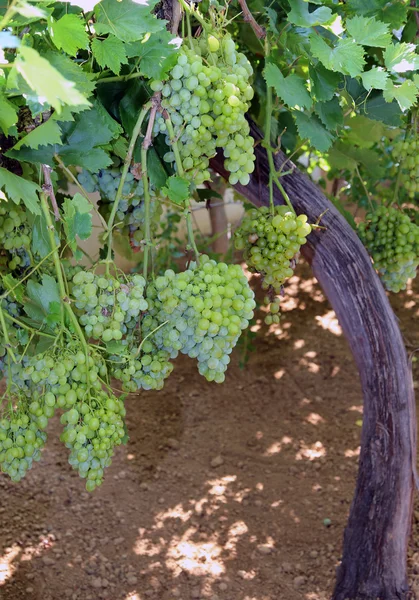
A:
[{"xmin": 210, "ymin": 122, "xmax": 417, "ymax": 600}]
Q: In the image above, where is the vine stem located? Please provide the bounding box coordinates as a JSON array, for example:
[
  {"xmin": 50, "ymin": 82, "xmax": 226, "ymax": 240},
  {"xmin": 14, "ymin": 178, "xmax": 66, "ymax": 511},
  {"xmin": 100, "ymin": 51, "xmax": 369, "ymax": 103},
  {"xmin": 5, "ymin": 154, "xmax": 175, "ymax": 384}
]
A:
[
  {"xmin": 141, "ymin": 98, "xmax": 159, "ymax": 279},
  {"xmin": 2, "ymin": 312, "xmax": 55, "ymax": 339},
  {"xmin": 165, "ymin": 116, "xmax": 200, "ymax": 263},
  {"xmin": 237, "ymin": 0, "xmax": 266, "ymax": 39},
  {"xmin": 0, "ymin": 305, "xmax": 16, "ymax": 363},
  {"xmin": 105, "ymin": 103, "xmax": 151, "ymax": 273},
  {"xmin": 42, "ymin": 165, "xmax": 61, "ymax": 220},
  {"xmin": 96, "ymin": 72, "xmax": 142, "ymax": 85},
  {"xmin": 355, "ymin": 165, "xmax": 374, "ymax": 211},
  {"xmin": 263, "ymin": 40, "xmax": 295, "ymax": 215},
  {"xmin": 178, "ymin": 0, "xmax": 208, "ymax": 30},
  {"xmin": 40, "ymin": 192, "xmax": 89, "ymax": 352}
]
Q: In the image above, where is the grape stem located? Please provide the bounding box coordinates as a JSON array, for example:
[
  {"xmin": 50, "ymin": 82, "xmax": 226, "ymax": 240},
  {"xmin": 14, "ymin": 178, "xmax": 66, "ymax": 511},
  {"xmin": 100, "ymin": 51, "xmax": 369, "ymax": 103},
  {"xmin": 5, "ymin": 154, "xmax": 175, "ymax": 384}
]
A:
[
  {"xmin": 355, "ymin": 165, "xmax": 374, "ymax": 211},
  {"xmin": 164, "ymin": 116, "xmax": 200, "ymax": 264},
  {"xmin": 178, "ymin": 0, "xmax": 208, "ymax": 30},
  {"xmin": 141, "ymin": 97, "xmax": 159, "ymax": 279},
  {"xmin": 42, "ymin": 164, "xmax": 61, "ymax": 221},
  {"xmin": 40, "ymin": 192, "xmax": 89, "ymax": 353},
  {"xmin": 105, "ymin": 103, "xmax": 151, "ymax": 274}
]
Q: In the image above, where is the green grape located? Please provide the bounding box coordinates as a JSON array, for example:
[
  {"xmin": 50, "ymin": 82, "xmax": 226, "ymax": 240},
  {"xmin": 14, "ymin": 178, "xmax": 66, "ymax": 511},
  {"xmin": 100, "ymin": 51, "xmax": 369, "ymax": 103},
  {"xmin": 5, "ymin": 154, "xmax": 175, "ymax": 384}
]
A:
[
  {"xmin": 151, "ymin": 30, "xmax": 255, "ymax": 186},
  {"xmin": 392, "ymin": 134, "xmax": 419, "ymax": 200},
  {"xmin": 0, "ymin": 204, "xmax": 34, "ymax": 272},
  {"xmin": 234, "ymin": 205, "xmax": 311, "ymax": 303},
  {"xmin": 358, "ymin": 206, "xmax": 419, "ymax": 292}
]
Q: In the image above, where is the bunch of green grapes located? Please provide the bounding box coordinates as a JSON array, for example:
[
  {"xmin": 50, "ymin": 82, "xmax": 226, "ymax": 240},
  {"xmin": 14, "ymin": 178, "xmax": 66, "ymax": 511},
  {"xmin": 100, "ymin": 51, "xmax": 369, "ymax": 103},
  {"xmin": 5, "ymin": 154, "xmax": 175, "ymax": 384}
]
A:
[
  {"xmin": 110, "ymin": 338, "xmax": 174, "ymax": 392},
  {"xmin": 235, "ymin": 206, "xmax": 311, "ymax": 320},
  {"xmin": 78, "ymin": 166, "xmax": 162, "ymax": 251},
  {"xmin": 358, "ymin": 206, "xmax": 419, "ymax": 292},
  {"xmin": 151, "ymin": 31, "xmax": 255, "ymax": 186},
  {"xmin": 142, "ymin": 255, "xmax": 255, "ymax": 383},
  {"xmin": 392, "ymin": 135, "xmax": 419, "ymax": 199},
  {"xmin": 61, "ymin": 390, "xmax": 126, "ymax": 492},
  {"xmin": 71, "ymin": 271, "xmax": 148, "ymax": 343},
  {"xmin": 0, "ymin": 204, "xmax": 33, "ymax": 271},
  {"xmin": 0, "ymin": 401, "xmax": 47, "ymax": 482}
]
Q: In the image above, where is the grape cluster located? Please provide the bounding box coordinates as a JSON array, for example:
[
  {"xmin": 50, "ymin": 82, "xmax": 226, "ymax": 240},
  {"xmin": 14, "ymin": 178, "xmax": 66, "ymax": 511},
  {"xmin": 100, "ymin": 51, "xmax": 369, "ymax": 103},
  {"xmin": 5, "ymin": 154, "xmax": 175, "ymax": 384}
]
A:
[
  {"xmin": 151, "ymin": 32, "xmax": 255, "ymax": 186},
  {"xmin": 358, "ymin": 206, "xmax": 419, "ymax": 292},
  {"xmin": 71, "ymin": 271, "xmax": 148, "ymax": 343},
  {"xmin": 392, "ymin": 136, "xmax": 419, "ymax": 199},
  {"xmin": 0, "ymin": 204, "xmax": 32, "ymax": 271},
  {"xmin": 0, "ymin": 401, "xmax": 47, "ymax": 482},
  {"xmin": 110, "ymin": 338, "xmax": 173, "ymax": 392},
  {"xmin": 78, "ymin": 166, "xmax": 162, "ymax": 250},
  {"xmin": 143, "ymin": 255, "xmax": 255, "ymax": 383},
  {"xmin": 61, "ymin": 390, "xmax": 126, "ymax": 492},
  {"xmin": 235, "ymin": 206, "xmax": 311, "ymax": 319}
]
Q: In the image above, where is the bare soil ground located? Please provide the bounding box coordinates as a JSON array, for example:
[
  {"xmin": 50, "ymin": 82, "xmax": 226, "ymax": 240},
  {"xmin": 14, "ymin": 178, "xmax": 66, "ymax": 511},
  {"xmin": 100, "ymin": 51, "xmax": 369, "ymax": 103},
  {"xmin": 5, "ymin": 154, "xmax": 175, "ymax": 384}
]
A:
[{"xmin": 0, "ymin": 263, "xmax": 418, "ymax": 600}]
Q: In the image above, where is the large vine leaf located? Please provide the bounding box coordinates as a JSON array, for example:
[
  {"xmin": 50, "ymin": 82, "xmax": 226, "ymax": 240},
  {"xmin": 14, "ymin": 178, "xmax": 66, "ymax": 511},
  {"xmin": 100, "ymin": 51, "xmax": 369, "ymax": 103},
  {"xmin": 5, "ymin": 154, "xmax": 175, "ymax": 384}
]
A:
[
  {"xmin": 91, "ymin": 35, "xmax": 128, "ymax": 75},
  {"xmin": 125, "ymin": 30, "xmax": 180, "ymax": 80},
  {"xmin": 310, "ymin": 35, "xmax": 366, "ymax": 77},
  {"xmin": 361, "ymin": 67, "xmax": 388, "ymax": 91},
  {"xmin": 309, "ymin": 64, "xmax": 341, "ymax": 102},
  {"xmin": 384, "ymin": 42, "xmax": 419, "ymax": 73},
  {"xmin": 294, "ymin": 111, "xmax": 334, "ymax": 151},
  {"xmin": 63, "ymin": 193, "xmax": 93, "ymax": 252},
  {"xmin": 383, "ymin": 80, "xmax": 419, "ymax": 111},
  {"xmin": 314, "ymin": 97, "xmax": 343, "ymax": 130},
  {"xmin": 94, "ymin": 0, "xmax": 165, "ymax": 42},
  {"xmin": 345, "ymin": 0, "xmax": 408, "ymax": 29},
  {"xmin": 0, "ymin": 92, "xmax": 18, "ymax": 135},
  {"xmin": 0, "ymin": 168, "xmax": 41, "ymax": 214},
  {"xmin": 345, "ymin": 15, "xmax": 391, "ymax": 48},
  {"xmin": 49, "ymin": 13, "xmax": 89, "ymax": 56},
  {"xmin": 264, "ymin": 63, "xmax": 312, "ymax": 110},
  {"xmin": 45, "ymin": 51, "xmax": 96, "ymax": 98},
  {"xmin": 8, "ymin": 46, "xmax": 90, "ymax": 114},
  {"xmin": 287, "ymin": 0, "xmax": 334, "ymax": 27},
  {"xmin": 11, "ymin": 118, "xmax": 63, "ymax": 150}
]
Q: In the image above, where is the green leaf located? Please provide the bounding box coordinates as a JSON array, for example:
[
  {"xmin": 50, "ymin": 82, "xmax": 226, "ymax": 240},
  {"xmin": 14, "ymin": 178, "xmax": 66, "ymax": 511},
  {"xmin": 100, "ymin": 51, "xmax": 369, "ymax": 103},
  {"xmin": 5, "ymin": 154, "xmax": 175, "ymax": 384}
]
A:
[
  {"xmin": 59, "ymin": 148, "xmax": 113, "ymax": 172},
  {"xmin": 162, "ymin": 176, "xmax": 190, "ymax": 205},
  {"xmin": 91, "ymin": 35, "xmax": 128, "ymax": 75},
  {"xmin": 148, "ymin": 147, "xmax": 169, "ymax": 189},
  {"xmin": 125, "ymin": 30, "xmax": 179, "ymax": 80},
  {"xmin": 9, "ymin": 46, "xmax": 90, "ymax": 114},
  {"xmin": 0, "ymin": 168, "xmax": 41, "ymax": 214},
  {"xmin": 345, "ymin": 16, "xmax": 391, "ymax": 48},
  {"xmin": 294, "ymin": 111, "xmax": 334, "ymax": 151},
  {"xmin": 0, "ymin": 92, "xmax": 18, "ymax": 135},
  {"xmin": 383, "ymin": 79, "xmax": 418, "ymax": 111},
  {"xmin": 314, "ymin": 97, "xmax": 343, "ymax": 130},
  {"xmin": 94, "ymin": 0, "xmax": 165, "ymax": 42},
  {"xmin": 384, "ymin": 42, "xmax": 419, "ymax": 73},
  {"xmin": 264, "ymin": 63, "xmax": 312, "ymax": 109},
  {"xmin": 328, "ymin": 143, "xmax": 358, "ymax": 172},
  {"xmin": 29, "ymin": 210, "xmax": 57, "ymax": 259},
  {"xmin": 310, "ymin": 35, "xmax": 365, "ymax": 77},
  {"xmin": 345, "ymin": 0, "xmax": 407, "ymax": 29},
  {"xmin": 45, "ymin": 51, "xmax": 96, "ymax": 98},
  {"xmin": 345, "ymin": 115, "xmax": 385, "ymax": 148},
  {"xmin": 364, "ymin": 94, "xmax": 402, "ymax": 126},
  {"xmin": 1, "ymin": 274, "xmax": 24, "ymax": 304},
  {"xmin": 49, "ymin": 13, "xmax": 89, "ymax": 56},
  {"xmin": 288, "ymin": 0, "xmax": 333, "ymax": 27},
  {"xmin": 25, "ymin": 275, "xmax": 60, "ymax": 324},
  {"xmin": 12, "ymin": 118, "xmax": 62, "ymax": 151},
  {"xmin": 265, "ymin": 7, "xmax": 279, "ymax": 34},
  {"xmin": 63, "ymin": 193, "xmax": 93, "ymax": 252},
  {"xmin": 309, "ymin": 64, "xmax": 341, "ymax": 102},
  {"xmin": 361, "ymin": 67, "xmax": 388, "ymax": 91}
]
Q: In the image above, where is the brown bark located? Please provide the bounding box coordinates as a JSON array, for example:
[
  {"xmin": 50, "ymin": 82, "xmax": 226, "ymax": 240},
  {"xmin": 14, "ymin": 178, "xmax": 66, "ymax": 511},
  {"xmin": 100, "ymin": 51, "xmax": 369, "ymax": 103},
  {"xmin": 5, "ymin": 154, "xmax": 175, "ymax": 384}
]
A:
[{"xmin": 210, "ymin": 122, "xmax": 417, "ymax": 600}]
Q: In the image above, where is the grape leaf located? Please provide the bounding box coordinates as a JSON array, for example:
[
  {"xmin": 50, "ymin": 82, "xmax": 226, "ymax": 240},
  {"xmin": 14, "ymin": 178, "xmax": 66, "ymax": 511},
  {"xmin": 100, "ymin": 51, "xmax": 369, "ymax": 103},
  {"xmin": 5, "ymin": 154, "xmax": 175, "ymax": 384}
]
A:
[
  {"xmin": 1, "ymin": 274, "xmax": 24, "ymax": 304},
  {"xmin": 364, "ymin": 94, "xmax": 402, "ymax": 126},
  {"xmin": 309, "ymin": 64, "xmax": 341, "ymax": 102},
  {"xmin": 310, "ymin": 35, "xmax": 365, "ymax": 77},
  {"xmin": 361, "ymin": 67, "xmax": 388, "ymax": 91},
  {"xmin": 345, "ymin": 0, "xmax": 407, "ymax": 29},
  {"xmin": 384, "ymin": 43, "xmax": 419, "ymax": 73},
  {"xmin": 28, "ymin": 211, "xmax": 57, "ymax": 259},
  {"xmin": 294, "ymin": 111, "xmax": 334, "ymax": 151},
  {"xmin": 265, "ymin": 7, "xmax": 279, "ymax": 34},
  {"xmin": 63, "ymin": 193, "xmax": 93, "ymax": 252},
  {"xmin": 314, "ymin": 97, "xmax": 343, "ymax": 130},
  {"xmin": 12, "ymin": 118, "xmax": 62, "ymax": 150},
  {"xmin": 9, "ymin": 46, "xmax": 90, "ymax": 114},
  {"xmin": 45, "ymin": 51, "xmax": 96, "ymax": 98},
  {"xmin": 59, "ymin": 148, "xmax": 113, "ymax": 172},
  {"xmin": 94, "ymin": 0, "xmax": 165, "ymax": 43},
  {"xmin": 345, "ymin": 16, "xmax": 391, "ymax": 48},
  {"xmin": 25, "ymin": 275, "xmax": 60, "ymax": 325},
  {"xmin": 264, "ymin": 63, "xmax": 312, "ymax": 109},
  {"xmin": 383, "ymin": 79, "xmax": 418, "ymax": 111},
  {"xmin": 288, "ymin": 0, "xmax": 333, "ymax": 27},
  {"xmin": 162, "ymin": 176, "xmax": 190, "ymax": 205},
  {"xmin": 49, "ymin": 13, "xmax": 89, "ymax": 56},
  {"xmin": 345, "ymin": 115, "xmax": 385, "ymax": 148},
  {"xmin": 125, "ymin": 30, "xmax": 179, "ymax": 80},
  {"xmin": 0, "ymin": 168, "xmax": 41, "ymax": 214},
  {"xmin": 91, "ymin": 35, "xmax": 128, "ymax": 75},
  {"xmin": 0, "ymin": 92, "xmax": 18, "ymax": 135}
]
